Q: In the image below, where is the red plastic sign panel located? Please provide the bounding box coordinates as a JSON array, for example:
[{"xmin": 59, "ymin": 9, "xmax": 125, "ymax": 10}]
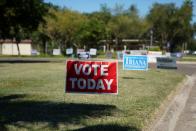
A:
[{"xmin": 66, "ymin": 60, "xmax": 118, "ymax": 94}]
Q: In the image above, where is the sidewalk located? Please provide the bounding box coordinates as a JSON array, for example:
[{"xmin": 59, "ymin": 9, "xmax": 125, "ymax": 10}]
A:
[
  {"xmin": 144, "ymin": 63, "xmax": 196, "ymax": 131},
  {"xmin": 150, "ymin": 74, "xmax": 195, "ymax": 131},
  {"xmin": 174, "ymin": 74, "xmax": 196, "ymax": 131}
]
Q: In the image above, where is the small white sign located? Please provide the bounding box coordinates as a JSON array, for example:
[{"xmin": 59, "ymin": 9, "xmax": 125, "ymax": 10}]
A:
[
  {"xmin": 147, "ymin": 51, "xmax": 164, "ymax": 63},
  {"xmin": 31, "ymin": 49, "xmax": 38, "ymax": 55},
  {"xmin": 53, "ymin": 49, "xmax": 61, "ymax": 55},
  {"xmin": 66, "ymin": 48, "xmax": 73, "ymax": 55},
  {"xmin": 148, "ymin": 51, "xmax": 162, "ymax": 55},
  {"xmin": 157, "ymin": 57, "xmax": 177, "ymax": 69},
  {"xmin": 90, "ymin": 48, "xmax": 97, "ymax": 55},
  {"xmin": 165, "ymin": 52, "xmax": 171, "ymax": 57},
  {"xmin": 78, "ymin": 52, "xmax": 90, "ymax": 59},
  {"xmin": 77, "ymin": 49, "xmax": 85, "ymax": 54},
  {"xmin": 130, "ymin": 50, "xmax": 147, "ymax": 55}
]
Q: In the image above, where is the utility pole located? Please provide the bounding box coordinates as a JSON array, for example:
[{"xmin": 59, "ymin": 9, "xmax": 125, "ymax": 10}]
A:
[
  {"xmin": 150, "ymin": 29, "xmax": 153, "ymax": 47},
  {"xmin": 45, "ymin": 41, "xmax": 48, "ymax": 55}
]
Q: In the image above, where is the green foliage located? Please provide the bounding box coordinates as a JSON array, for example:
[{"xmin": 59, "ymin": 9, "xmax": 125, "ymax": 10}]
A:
[
  {"xmin": 147, "ymin": 1, "xmax": 193, "ymax": 52},
  {"xmin": 1, "ymin": 1, "xmax": 195, "ymax": 54},
  {"xmin": 0, "ymin": 0, "xmax": 48, "ymax": 39},
  {"xmin": 106, "ymin": 4, "xmax": 150, "ymax": 49},
  {"xmin": 35, "ymin": 3, "xmax": 152, "ymax": 53},
  {"xmin": 76, "ymin": 17, "xmax": 106, "ymax": 49},
  {"xmin": 38, "ymin": 8, "xmax": 87, "ymax": 54},
  {"xmin": 148, "ymin": 47, "xmax": 161, "ymax": 51},
  {"xmin": 0, "ymin": 0, "xmax": 49, "ymax": 55},
  {"xmin": 187, "ymin": 39, "xmax": 196, "ymax": 51}
]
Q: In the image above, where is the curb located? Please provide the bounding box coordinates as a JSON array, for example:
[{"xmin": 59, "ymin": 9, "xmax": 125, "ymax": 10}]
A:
[{"xmin": 145, "ymin": 75, "xmax": 195, "ymax": 131}]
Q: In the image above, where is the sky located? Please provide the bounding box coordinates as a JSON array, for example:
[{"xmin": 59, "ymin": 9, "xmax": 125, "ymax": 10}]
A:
[{"xmin": 44, "ymin": 0, "xmax": 196, "ymax": 22}]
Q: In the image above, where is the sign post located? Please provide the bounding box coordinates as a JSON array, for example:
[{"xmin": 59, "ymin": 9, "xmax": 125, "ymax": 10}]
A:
[
  {"xmin": 66, "ymin": 60, "xmax": 118, "ymax": 94},
  {"xmin": 117, "ymin": 51, "xmax": 123, "ymax": 61}
]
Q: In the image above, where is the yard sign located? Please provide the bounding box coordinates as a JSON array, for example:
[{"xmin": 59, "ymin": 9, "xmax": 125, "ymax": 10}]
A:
[
  {"xmin": 89, "ymin": 48, "xmax": 97, "ymax": 55},
  {"xmin": 66, "ymin": 60, "xmax": 118, "ymax": 94},
  {"xmin": 66, "ymin": 48, "xmax": 73, "ymax": 55},
  {"xmin": 123, "ymin": 54, "xmax": 148, "ymax": 70},
  {"xmin": 156, "ymin": 57, "xmax": 177, "ymax": 69}
]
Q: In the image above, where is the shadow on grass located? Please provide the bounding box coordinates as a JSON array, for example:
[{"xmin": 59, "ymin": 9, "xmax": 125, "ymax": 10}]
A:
[
  {"xmin": 0, "ymin": 94, "xmax": 133, "ymax": 130},
  {"xmin": 122, "ymin": 77, "xmax": 145, "ymax": 80},
  {"xmin": 71, "ymin": 124, "xmax": 140, "ymax": 131},
  {"xmin": 0, "ymin": 94, "xmax": 27, "ymax": 102}
]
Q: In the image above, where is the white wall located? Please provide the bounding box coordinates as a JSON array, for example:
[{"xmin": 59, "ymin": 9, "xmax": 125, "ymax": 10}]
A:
[{"xmin": 2, "ymin": 43, "xmax": 31, "ymax": 55}]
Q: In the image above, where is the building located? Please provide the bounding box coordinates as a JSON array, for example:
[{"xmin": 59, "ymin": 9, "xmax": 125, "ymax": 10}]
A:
[{"xmin": 0, "ymin": 39, "xmax": 32, "ymax": 55}]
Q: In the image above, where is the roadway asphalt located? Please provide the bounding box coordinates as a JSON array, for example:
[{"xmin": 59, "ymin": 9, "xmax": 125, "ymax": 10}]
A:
[{"xmin": 176, "ymin": 62, "xmax": 196, "ymax": 76}]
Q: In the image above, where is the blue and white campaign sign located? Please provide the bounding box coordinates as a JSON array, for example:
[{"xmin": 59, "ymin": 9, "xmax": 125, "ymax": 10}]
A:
[
  {"xmin": 123, "ymin": 55, "xmax": 148, "ymax": 70},
  {"xmin": 117, "ymin": 51, "xmax": 123, "ymax": 60}
]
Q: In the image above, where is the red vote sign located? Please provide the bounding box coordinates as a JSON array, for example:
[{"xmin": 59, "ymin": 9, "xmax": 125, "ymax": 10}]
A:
[{"xmin": 66, "ymin": 60, "xmax": 118, "ymax": 94}]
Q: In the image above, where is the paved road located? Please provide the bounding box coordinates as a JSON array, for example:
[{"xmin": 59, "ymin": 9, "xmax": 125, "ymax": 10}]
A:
[
  {"xmin": 174, "ymin": 63, "xmax": 196, "ymax": 131},
  {"xmin": 177, "ymin": 63, "xmax": 196, "ymax": 76}
]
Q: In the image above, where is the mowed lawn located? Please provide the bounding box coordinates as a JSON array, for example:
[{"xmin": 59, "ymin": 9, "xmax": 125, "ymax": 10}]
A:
[
  {"xmin": 0, "ymin": 62, "xmax": 184, "ymax": 131},
  {"xmin": 180, "ymin": 55, "xmax": 196, "ymax": 62}
]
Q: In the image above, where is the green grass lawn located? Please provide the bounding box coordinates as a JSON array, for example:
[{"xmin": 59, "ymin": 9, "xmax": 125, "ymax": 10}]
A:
[
  {"xmin": 0, "ymin": 62, "xmax": 184, "ymax": 131},
  {"xmin": 179, "ymin": 55, "xmax": 196, "ymax": 62}
]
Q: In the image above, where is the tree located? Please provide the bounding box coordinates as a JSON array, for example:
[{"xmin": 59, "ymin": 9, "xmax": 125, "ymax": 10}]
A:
[
  {"xmin": 0, "ymin": 0, "xmax": 48, "ymax": 55},
  {"xmin": 147, "ymin": 1, "xmax": 193, "ymax": 52},
  {"xmin": 75, "ymin": 17, "xmax": 106, "ymax": 49},
  {"xmin": 126, "ymin": 4, "xmax": 138, "ymax": 18},
  {"xmin": 107, "ymin": 4, "xmax": 149, "ymax": 50},
  {"xmin": 147, "ymin": 3, "xmax": 176, "ymax": 50},
  {"xmin": 176, "ymin": 0, "xmax": 193, "ymax": 51},
  {"xmin": 31, "ymin": 30, "xmax": 50, "ymax": 54},
  {"xmin": 41, "ymin": 8, "xmax": 87, "ymax": 54},
  {"xmin": 82, "ymin": 5, "xmax": 112, "ymax": 49},
  {"xmin": 187, "ymin": 22, "xmax": 196, "ymax": 51},
  {"xmin": 113, "ymin": 3, "xmax": 125, "ymax": 16}
]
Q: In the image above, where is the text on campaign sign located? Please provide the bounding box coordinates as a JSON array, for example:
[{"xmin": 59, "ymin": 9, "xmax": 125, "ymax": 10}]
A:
[
  {"xmin": 123, "ymin": 55, "xmax": 148, "ymax": 70},
  {"xmin": 66, "ymin": 60, "xmax": 118, "ymax": 94}
]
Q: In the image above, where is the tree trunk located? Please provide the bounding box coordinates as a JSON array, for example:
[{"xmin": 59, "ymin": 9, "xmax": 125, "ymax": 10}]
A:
[
  {"xmin": 169, "ymin": 40, "xmax": 175, "ymax": 53},
  {"xmin": 16, "ymin": 42, "xmax": 21, "ymax": 55},
  {"xmin": 107, "ymin": 43, "xmax": 109, "ymax": 51},
  {"xmin": 45, "ymin": 41, "xmax": 48, "ymax": 55},
  {"xmin": 115, "ymin": 37, "xmax": 118, "ymax": 51}
]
